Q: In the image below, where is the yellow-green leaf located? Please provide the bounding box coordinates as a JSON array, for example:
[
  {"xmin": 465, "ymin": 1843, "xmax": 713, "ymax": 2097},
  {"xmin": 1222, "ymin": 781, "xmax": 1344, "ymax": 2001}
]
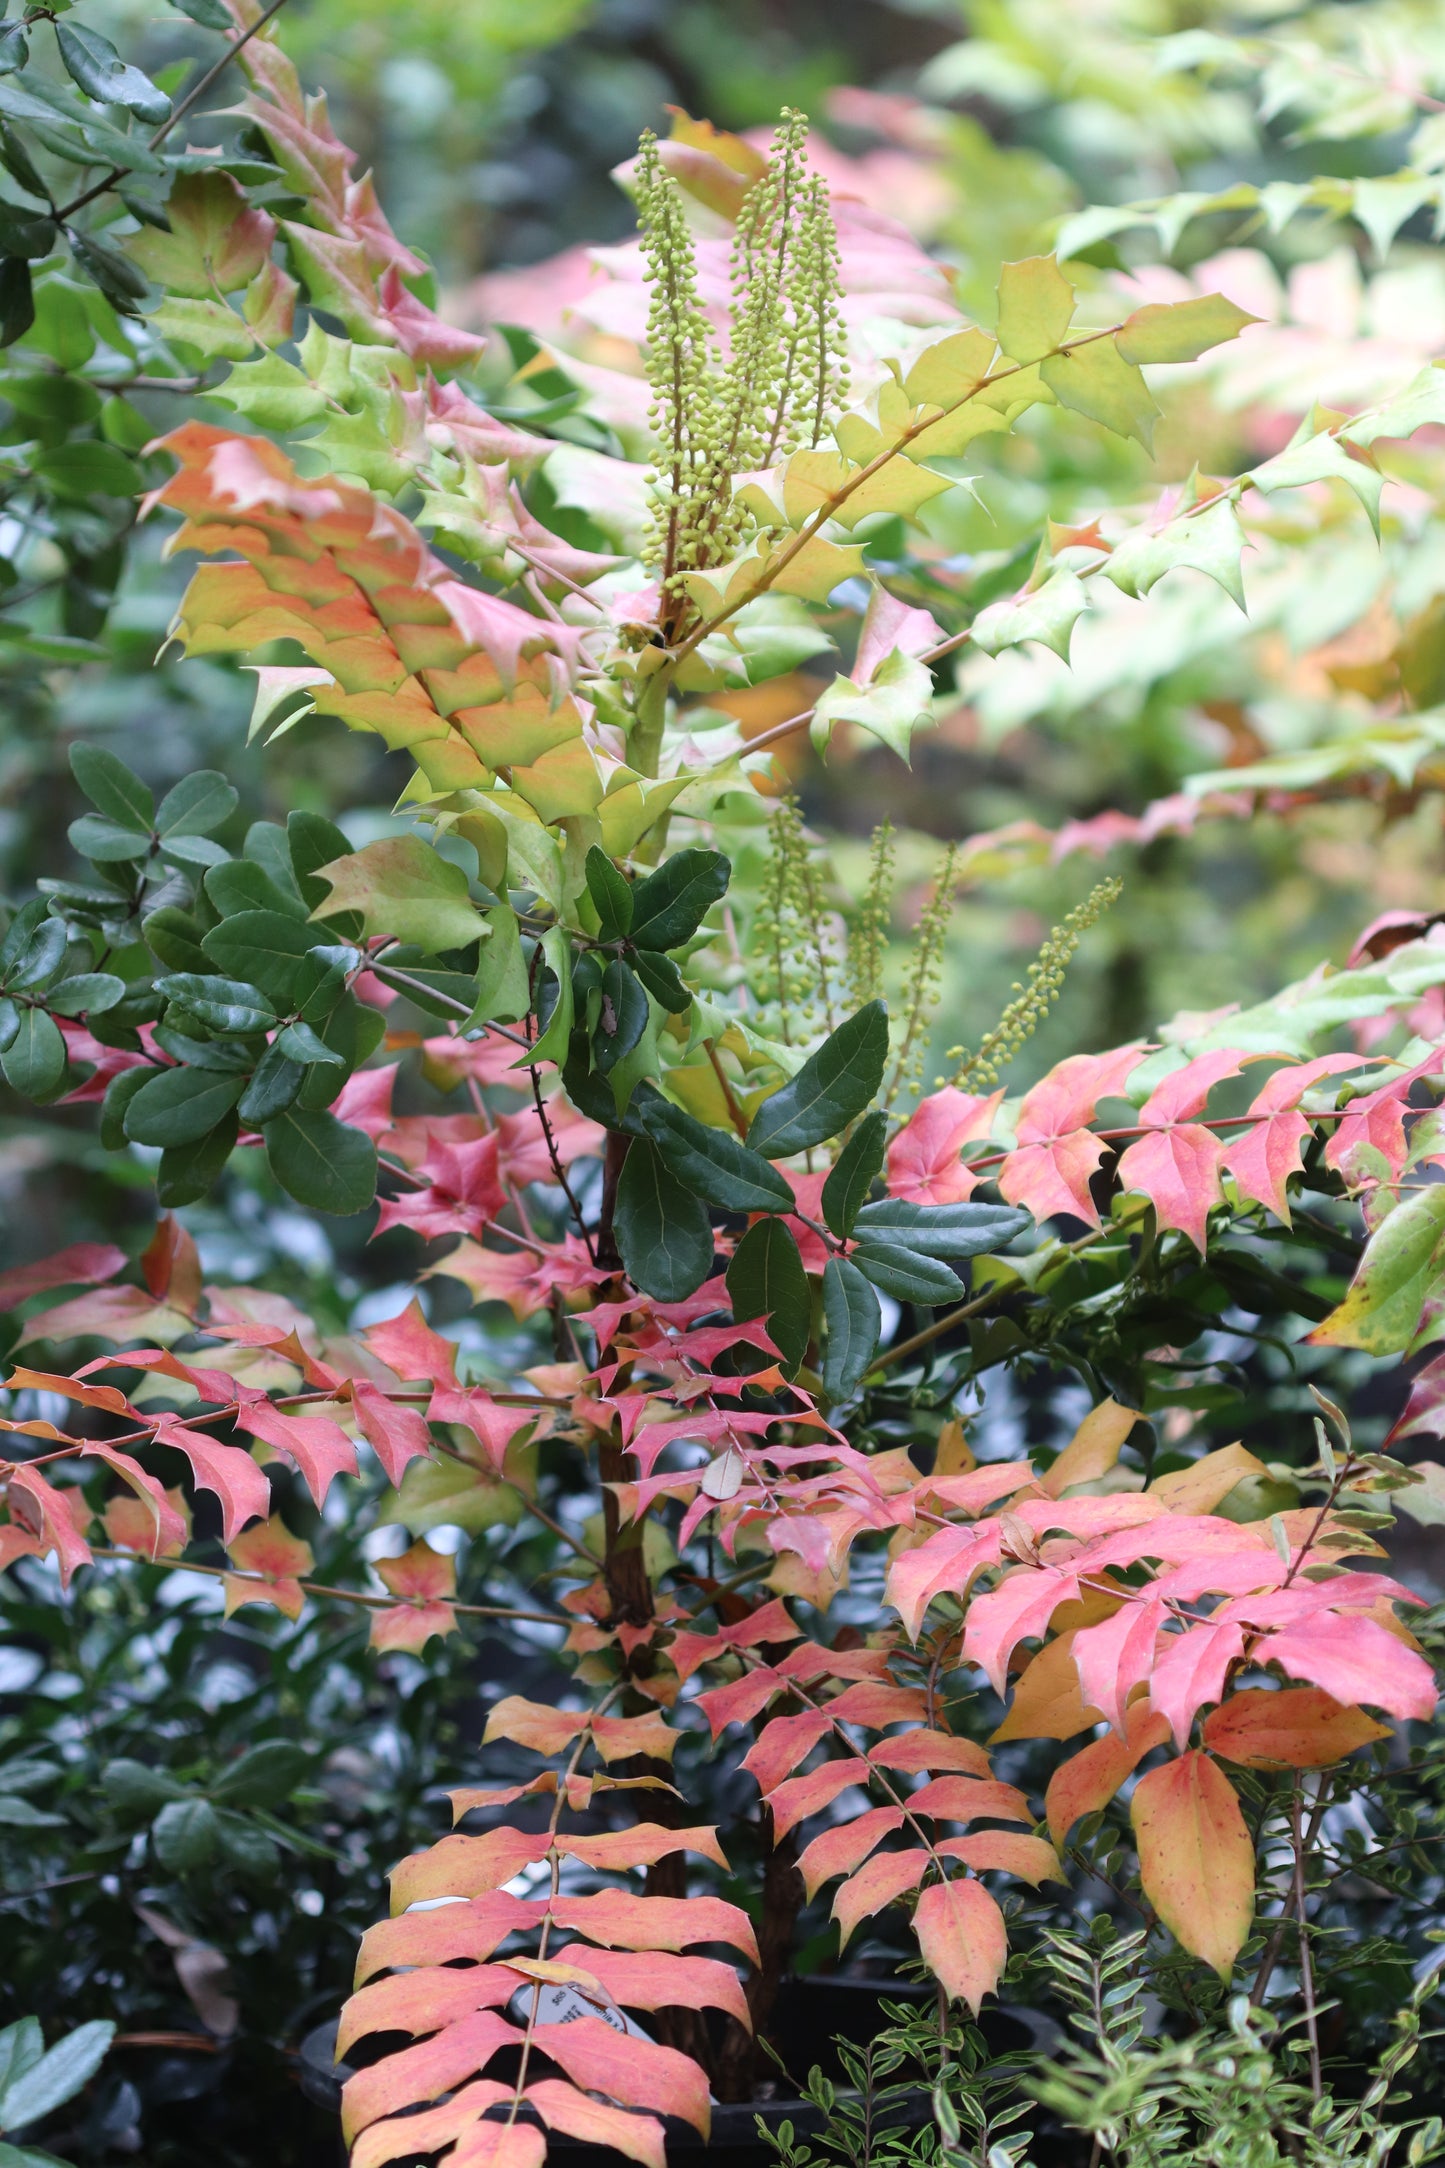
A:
[
  {"xmin": 902, "ymin": 326, "xmax": 997, "ymax": 409},
  {"xmin": 1116, "ymin": 293, "xmax": 1259, "ymax": 365},
  {"xmin": 311, "ymin": 836, "xmax": 485, "ymax": 953},
  {"xmin": 1040, "ymin": 338, "xmax": 1159, "ymax": 449},
  {"xmin": 995, "ymin": 255, "xmax": 1074, "ymax": 363}
]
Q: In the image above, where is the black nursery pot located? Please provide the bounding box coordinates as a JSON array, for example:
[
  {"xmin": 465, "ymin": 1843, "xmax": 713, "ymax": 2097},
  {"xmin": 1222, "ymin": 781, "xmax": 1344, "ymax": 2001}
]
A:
[{"xmin": 301, "ymin": 1977, "xmax": 944, "ymax": 2168}]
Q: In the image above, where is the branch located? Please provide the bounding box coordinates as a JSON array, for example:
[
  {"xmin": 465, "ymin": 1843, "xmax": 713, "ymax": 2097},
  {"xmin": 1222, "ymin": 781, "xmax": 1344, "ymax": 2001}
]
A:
[{"xmin": 54, "ymin": 0, "xmax": 293, "ymax": 223}]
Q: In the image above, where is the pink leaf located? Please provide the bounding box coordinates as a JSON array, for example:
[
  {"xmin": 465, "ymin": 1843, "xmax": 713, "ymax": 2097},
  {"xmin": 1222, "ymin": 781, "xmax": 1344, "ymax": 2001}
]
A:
[
  {"xmin": 998, "ymin": 1130, "xmax": 1109, "ymax": 1228},
  {"xmin": 913, "ymin": 1877, "xmax": 1007, "ymax": 2014},
  {"xmin": 535, "ymin": 2014, "xmax": 711, "ymax": 2135},
  {"xmin": 364, "ymin": 1298, "xmax": 458, "ymax": 1386},
  {"xmin": 340, "ymin": 2011, "xmax": 519, "ymax": 2140},
  {"xmin": 1073, "ymin": 1597, "xmax": 1166, "ymax": 1735},
  {"xmin": 832, "ymin": 1848, "xmax": 931, "ymax": 1946},
  {"xmin": 155, "ymin": 1421, "xmax": 270, "ymax": 1545},
  {"xmin": 524, "ymin": 2081, "xmax": 665, "ymax": 2168},
  {"xmin": 1114, "ymin": 1124, "xmax": 1226, "ymax": 1251},
  {"xmin": 1013, "ymin": 1046, "xmax": 1150, "ymax": 1139},
  {"xmin": 0, "ymin": 1241, "xmax": 126, "ymax": 1309},
  {"xmin": 1135, "ymin": 1050, "xmax": 1250, "ymax": 1127},
  {"xmin": 1266, "ymin": 1612, "xmax": 1438, "ymax": 1722},
  {"xmin": 886, "ymin": 1088, "xmax": 1002, "ymax": 1206},
  {"xmin": 235, "ymin": 1401, "xmax": 358, "ymax": 1506},
  {"xmin": 1148, "ymin": 1620, "xmax": 1247, "ymax": 1747},
  {"xmin": 353, "ymin": 1381, "xmax": 433, "ymax": 1485},
  {"xmin": 7, "ymin": 1463, "xmax": 93, "ymax": 1586}
]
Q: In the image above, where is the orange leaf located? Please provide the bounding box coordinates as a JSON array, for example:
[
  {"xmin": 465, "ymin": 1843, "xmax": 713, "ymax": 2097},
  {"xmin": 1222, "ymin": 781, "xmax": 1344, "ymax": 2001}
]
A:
[
  {"xmin": 339, "ymin": 1964, "xmax": 517, "ymax": 2056},
  {"xmin": 991, "ymin": 1630, "xmax": 1104, "ymax": 1742},
  {"xmin": 7, "ymin": 1464, "xmax": 94, "ymax": 1587},
  {"xmin": 377, "ymin": 1537, "xmax": 455, "ymax": 1603},
  {"xmin": 349, "ymin": 2079, "xmax": 512, "ymax": 2168},
  {"xmin": 866, "ymin": 1730, "xmax": 992, "ymax": 1778},
  {"xmin": 483, "ymin": 1695, "xmax": 586, "ymax": 1757},
  {"xmin": 355, "ymin": 1894, "xmax": 541, "ymax": 1983},
  {"xmin": 1046, "ymin": 1704, "xmax": 1168, "ymax": 1846},
  {"xmin": 448, "ymin": 1779, "xmax": 556, "ymax": 1823},
  {"xmin": 550, "ymin": 1892, "xmax": 761, "ymax": 1964},
  {"xmin": 741, "ymin": 1710, "xmax": 835, "ymax": 1792},
  {"xmin": 569, "ymin": 1949, "xmax": 752, "ymax": 2030},
  {"xmin": 450, "ymin": 2121, "xmax": 547, "ymax": 2168},
  {"xmin": 798, "ymin": 1806, "xmax": 905, "ymax": 1899},
  {"xmin": 525, "ymin": 2079, "xmax": 666, "ymax": 2168},
  {"xmin": 1148, "ymin": 1442, "xmax": 1268, "ymax": 1514},
  {"xmin": 536, "ymin": 2014, "xmax": 711, "ymax": 2136},
  {"xmin": 1201, "ymin": 1687, "xmax": 1391, "ymax": 1768},
  {"xmin": 937, "ymin": 1832, "xmax": 1065, "ymax": 1885},
  {"xmin": 341, "ymin": 2010, "xmax": 519, "ymax": 2139},
  {"xmin": 369, "ymin": 1599, "xmax": 458, "ymax": 1653},
  {"xmin": 223, "ymin": 1512, "xmax": 312, "ymax": 1619},
  {"xmin": 913, "ymin": 1877, "xmax": 1007, "ymax": 2015},
  {"xmin": 1131, "ymin": 1751, "xmax": 1254, "ymax": 1979},
  {"xmin": 389, "ymin": 1830, "xmax": 552, "ymax": 1909},
  {"xmin": 905, "ymin": 1776, "xmax": 1033, "ymax": 1825},
  {"xmin": 831, "ymin": 1848, "xmax": 931, "ymax": 1947},
  {"xmin": 826, "ymin": 1680, "xmax": 930, "ymax": 1725},
  {"xmin": 1042, "ymin": 1398, "xmax": 1139, "ymax": 1497},
  {"xmin": 557, "ymin": 1824, "xmax": 729, "ymax": 1872},
  {"xmin": 766, "ymin": 1756, "xmax": 871, "ymax": 1837},
  {"xmin": 592, "ymin": 1711, "xmax": 677, "ymax": 1764}
]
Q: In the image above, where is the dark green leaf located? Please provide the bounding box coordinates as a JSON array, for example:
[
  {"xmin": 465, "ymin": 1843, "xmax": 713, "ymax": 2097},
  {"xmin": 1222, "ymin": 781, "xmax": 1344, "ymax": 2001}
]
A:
[
  {"xmin": 821, "ymin": 1110, "xmax": 886, "ymax": 1239},
  {"xmin": 747, "ymin": 1002, "xmax": 889, "ymax": 1158},
  {"xmin": 640, "ymin": 1095, "xmax": 794, "ymax": 1214},
  {"xmin": 0, "ymin": 255, "xmax": 31, "ymax": 345},
  {"xmin": 214, "ymin": 1811, "xmax": 280, "ymax": 1878},
  {"xmin": 170, "ymin": 0, "xmax": 233, "ymax": 25},
  {"xmin": 67, "ymin": 812, "xmax": 151, "ymax": 861},
  {"xmin": 0, "ymin": 125, "xmax": 47, "ymax": 204},
  {"xmin": 99, "ymin": 1064, "xmax": 151, "ymax": 1149},
  {"xmin": 156, "ymin": 1110, "xmax": 237, "ymax": 1206},
  {"xmin": 103, "ymin": 1758, "xmax": 188, "ymax": 1818},
  {"xmin": 853, "ymin": 1241, "xmax": 962, "ymax": 1306},
  {"xmin": 156, "ymin": 770, "xmax": 238, "ymax": 838},
  {"xmin": 595, "ymin": 957, "xmax": 648, "ymax": 1076},
  {"xmin": 0, "ymin": 2020, "xmax": 114, "ymax": 2131},
  {"xmin": 46, "ymin": 971, "xmax": 124, "ymax": 1017},
  {"xmin": 157, "ymin": 831, "xmax": 229, "ymax": 869},
  {"xmin": 287, "ymin": 808, "xmax": 354, "ymax": 911},
  {"xmin": 631, "ymin": 947, "xmax": 690, "ymax": 1014},
  {"xmin": 821, "ymin": 1255, "xmax": 882, "ymax": 1398},
  {"xmin": 1, "ymin": 1008, "xmax": 65, "ymax": 1098},
  {"xmin": 56, "ymin": 23, "xmax": 171, "ymax": 123},
  {"xmin": 264, "ymin": 1106, "xmax": 376, "ymax": 1215},
  {"xmin": 295, "ymin": 948, "xmax": 359, "ymax": 1025},
  {"xmin": 0, "ymin": 996, "xmax": 16, "ymax": 1054},
  {"xmin": 152, "ymin": 1023, "xmax": 253, "ymax": 1072},
  {"xmin": 613, "ymin": 1138, "xmax": 714, "ymax": 1302},
  {"xmin": 0, "ymin": 25, "xmax": 29, "ymax": 75},
  {"xmin": 237, "ymin": 1042, "xmax": 302, "ymax": 1125},
  {"xmin": 33, "ymin": 441, "xmax": 143, "ymax": 498},
  {"xmin": 627, "ymin": 848, "xmax": 730, "ymax": 952},
  {"xmin": 851, "ymin": 1199, "xmax": 1032, "ymax": 1257},
  {"xmin": 277, "ymin": 1018, "xmax": 344, "ymax": 1067},
  {"xmin": 201, "ymin": 911, "xmax": 317, "ymax": 1006},
  {"xmin": 0, "ymin": 2019, "xmax": 42, "ymax": 2100},
  {"xmin": 585, "ymin": 845, "xmax": 633, "ymax": 941},
  {"xmin": 5, "ymin": 919, "xmax": 66, "ymax": 990},
  {"xmin": 0, "ymin": 899, "xmax": 46, "ymax": 977},
  {"xmin": 142, "ymin": 905, "xmax": 208, "ymax": 973},
  {"xmin": 204, "ymin": 860, "xmax": 307, "ymax": 922},
  {"xmin": 295, "ymin": 993, "xmax": 367, "ymax": 1108},
  {"xmin": 155, "ymin": 974, "xmax": 275, "ymax": 1034},
  {"xmin": 124, "ymin": 1065, "xmax": 245, "ymax": 1146},
  {"xmin": 67, "ymin": 230, "xmax": 150, "ymax": 312},
  {"xmin": 211, "ymin": 1740, "xmax": 309, "ymax": 1807},
  {"xmin": 726, "ymin": 1217, "xmax": 810, "ymax": 1377},
  {"xmin": 151, "ymin": 1797, "xmax": 220, "ymax": 1874}
]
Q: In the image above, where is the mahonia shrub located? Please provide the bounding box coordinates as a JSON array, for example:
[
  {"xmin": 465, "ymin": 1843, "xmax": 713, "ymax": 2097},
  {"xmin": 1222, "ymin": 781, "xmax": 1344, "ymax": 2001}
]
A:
[{"xmin": 1, "ymin": 5, "xmax": 1444, "ymax": 2164}]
